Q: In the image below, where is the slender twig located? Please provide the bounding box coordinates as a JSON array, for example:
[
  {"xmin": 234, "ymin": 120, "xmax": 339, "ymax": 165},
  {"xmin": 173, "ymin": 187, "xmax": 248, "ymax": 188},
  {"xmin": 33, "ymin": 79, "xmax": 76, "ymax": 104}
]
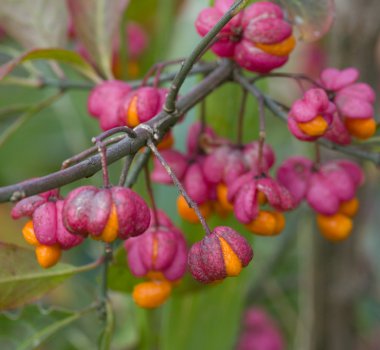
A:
[
  {"xmin": 95, "ymin": 141, "xmax": 110, "ymax": 188},
  {"xmin": 1, "ymin": 61, "xmax": 218, "ymax": 91},
  {"xmin": 62, "ymin": 135, "xmax": 126, "ymax": 170},
  {"xmin": 142, "ymin": 58, "xmax": 186, "ymax": 87},
  {"xmin": 118, "ymin": 154, "xmax": 134, "ymax": 186},
  {"xmin": 144, "ymin": 164, "xmax": 159, "ymax": 227},
  {"xmin": 101, "ymin": 243, "xmax": 113, "ymax": 301},
  {"xmin": 125, "ymin": 148, "xmax": 152, "ymax": 188},
  {"xmin": 257, "ymin": 90, "xmax": 266, "ymax": 173},
  {"xmin": 251, "ymin": 72, "xmax": 325, "ymax": 89},
  {"xmin": 164, "ymin": 0, "xmax": 247, "ymax": 113},
  {"xmin": 236, "ymin": 88, "xmax": 248, "ymax": 146},
  {"xmin": 147, "ymin": 139, "xmax": 212, "ymax": 235}
]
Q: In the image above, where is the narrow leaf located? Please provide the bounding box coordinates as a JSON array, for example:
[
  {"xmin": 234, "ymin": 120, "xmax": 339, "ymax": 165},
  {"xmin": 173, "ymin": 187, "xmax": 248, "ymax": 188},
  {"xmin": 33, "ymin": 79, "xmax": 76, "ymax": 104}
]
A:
[
  {"xmin": 0, "ymin": 48, "xmax": 101, "ymax": 82},
  {"xmin": 0, "ymin": 242, "xmax": 99, "ymax": 310},
  {"xmin": 99, "ymin": 299, "xmax": 115, "ymax": 350},
  {"xmin": 0, "ymin": 92, "xmax": 63, "ymax": 148},
  {"xmin": 0, "ymin": 304, "xmax": 98, "ymax": 350},
  {"xmin": 67, "ymin": 0, "xmax": 130, "ymax": 78},
  {"xmin": 0, "ymin": 0, "xmax": 68, "ymax": 49}
]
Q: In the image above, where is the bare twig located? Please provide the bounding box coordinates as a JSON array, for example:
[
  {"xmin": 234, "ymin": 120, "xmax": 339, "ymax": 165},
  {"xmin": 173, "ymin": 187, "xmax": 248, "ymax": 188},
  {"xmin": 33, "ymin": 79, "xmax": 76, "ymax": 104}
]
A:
[{"xmin": 147, "ymin": 139, "xmax": 212, "ymax": 235}]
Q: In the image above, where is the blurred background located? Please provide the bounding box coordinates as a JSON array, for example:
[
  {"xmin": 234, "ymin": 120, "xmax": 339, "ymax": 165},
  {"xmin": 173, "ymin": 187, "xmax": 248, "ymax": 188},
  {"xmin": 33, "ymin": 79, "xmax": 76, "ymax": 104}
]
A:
[{"xmin": 0, "ymin": 0, "xmax": 379, "ymax": 349}]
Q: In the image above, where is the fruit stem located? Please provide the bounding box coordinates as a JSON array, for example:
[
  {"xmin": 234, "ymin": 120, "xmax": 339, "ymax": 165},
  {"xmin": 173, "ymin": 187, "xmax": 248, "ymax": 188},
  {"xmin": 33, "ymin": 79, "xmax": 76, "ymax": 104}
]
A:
[
  {"xmin": 144, "ymin": 164, "xmax": 159, "ymax": 228},
  {"xmin": 101, "ymin": 243, "xmax": 113, "ymax": 301},
  {"xmin": 147, "ymin": 139, "xmax": 212, "ymax": 235},
  {"xmin": 118, "ymin": 154, "xmax": 134, "ymax": 186},
  {"xmin": 237, "ymin": 88, "xmax": 248, "ymax": 146}
]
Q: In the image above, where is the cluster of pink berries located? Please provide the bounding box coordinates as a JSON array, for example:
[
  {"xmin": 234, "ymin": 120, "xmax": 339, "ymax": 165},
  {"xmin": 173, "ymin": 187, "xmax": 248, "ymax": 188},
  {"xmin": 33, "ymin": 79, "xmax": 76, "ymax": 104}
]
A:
[
  {"xmin": 288, "ymin": 68, "xmax": 376, "ymax": 142},
  {"xmin": 152, "ymin": 122, "xmax": 295, "ymax": 237},
  {"xmin": 8, "ymin": 0, "xmax": 376, "ymax": 312},
  {"xmin": 12, "ymin": 186, "xmax": 150, "ymax": 268},
  {"xmin": 277, "ymin": 157, "xmax": 364, "ymax": 241},
  {"xmin": 196, "ymin": 0, "xmax": 296, "ymax": 73}
]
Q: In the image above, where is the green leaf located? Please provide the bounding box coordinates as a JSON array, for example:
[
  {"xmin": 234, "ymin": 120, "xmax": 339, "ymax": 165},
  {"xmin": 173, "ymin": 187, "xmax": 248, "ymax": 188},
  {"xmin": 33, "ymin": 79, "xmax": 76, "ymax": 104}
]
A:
[
  {"xmin": 0, "ymin": 304, "xmax": 98, "ymax": 350},
  {"xmin": 161, "ymin": 265, "xmax": 254, "ymax": 350},
  {"xmin": 0, "ymin": 48, "xmax": 101, "ymax": 83},
  {"xmin": 0, "ymin": 242, "xmax": 99, "ymax": 310},
  {"xmin": 67, "ymin": 0, "xmax": 130, "ymax": 79},
  {"xmin": 0, "ymin": 92, "xmax": 63, "ymax": 148},
  {"xmin": 0, "ymin": 0, "xmax": 68, "ymax": 49}
]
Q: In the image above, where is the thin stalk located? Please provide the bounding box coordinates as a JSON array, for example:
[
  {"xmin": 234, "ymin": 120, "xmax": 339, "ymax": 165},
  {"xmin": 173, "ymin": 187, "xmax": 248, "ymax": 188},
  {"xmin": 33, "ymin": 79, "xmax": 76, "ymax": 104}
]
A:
[
  {"xmin": 62, "ymin": 135, "xmax": 126, "ymax": 170},
  {"xmin": 101, "ymin": 243, "xmax": 113, "ymax": 301},
  {"xmin": 125, "ymin": 147, "xmax": 152, "ymax": 188},
  {"xmin": 96, "ymin": 141, "xmax": 110, "ymax": 188},
  {"xmin": 147, "ymin": 139, "xmax": 211, "ymax": 235},
  {"xmin": 144, "ymin": 164, "xmax": 159, "ymax": 228},
  {"xmin": 236, "ymin": 88, "xmax": 248, "ymax": 146},
  {"xmin": 118, "ymin": 154, "xmax": 134, "ymax": 186}
]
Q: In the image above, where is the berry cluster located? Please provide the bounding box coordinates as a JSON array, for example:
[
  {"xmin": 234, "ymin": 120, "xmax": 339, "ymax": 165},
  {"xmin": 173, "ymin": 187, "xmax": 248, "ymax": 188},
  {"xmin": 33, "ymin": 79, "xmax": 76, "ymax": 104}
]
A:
[
  {"xmin": 12, "ymin": 186, "xmax": 151, "ymax": 268},
  {"xmin": 288, "ymin": 68, "xmax": 376, "ymax": 142},
  {"xmin": 196, "ymin": 0, "xmax": 295, "ymax": 73},
  {"xmin": 152, "ymin": 122, "xmax": 295, "ymax": 237},
  {"xmin": 6, "ymin": 0, "xmax": 377, "ymax": 313},
  {"xmin": 277, "ymin": 157, "xmax": 364, "ymax": 241}
]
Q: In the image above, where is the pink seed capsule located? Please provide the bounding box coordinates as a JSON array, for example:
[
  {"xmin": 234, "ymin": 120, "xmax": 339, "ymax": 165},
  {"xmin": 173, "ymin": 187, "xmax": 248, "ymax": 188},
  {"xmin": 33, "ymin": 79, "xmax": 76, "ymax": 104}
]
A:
[
  {"xmin": 63, "ymin": 186, "xmax": 151, "ymax": 242},
  {"xmin": 188, "ymin": 226, "xmax": 253, "ymax": 283}
]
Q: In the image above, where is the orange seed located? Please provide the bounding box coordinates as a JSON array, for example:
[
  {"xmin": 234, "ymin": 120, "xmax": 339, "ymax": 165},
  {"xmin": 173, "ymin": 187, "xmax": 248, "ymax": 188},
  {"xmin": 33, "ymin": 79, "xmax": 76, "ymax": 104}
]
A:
[
  {"xmin": 35, "ymin": 244, "xmax": 62, "ymax": 268},
  {"xmin": 316, "ymin": 213, "xmax": 353, "ymax": 242},
  {"xmin": 132, "ymin": 280, "xmax": 172, "ymax": 309}
]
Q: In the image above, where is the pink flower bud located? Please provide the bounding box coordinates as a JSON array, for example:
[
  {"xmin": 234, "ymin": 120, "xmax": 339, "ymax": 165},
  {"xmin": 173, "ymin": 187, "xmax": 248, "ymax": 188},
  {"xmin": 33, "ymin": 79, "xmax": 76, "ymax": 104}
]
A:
[
  {"xmin": 125, "ymin": 216, "xmax": 187, "ymax": 281},
  {"xmin": 63, "ymin": 186, "xmax": 150, "ymax": 241},
  {"xmin": 288, "ymin": 88, "xmax": 335, "ymax": 141},
  {"xmin": 87, "ymin": 81, "xmax": 132, "ymax": 131},
  {"xmin": 188, "ymin": 226, "xmax": 253, "ymax": 283}
]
